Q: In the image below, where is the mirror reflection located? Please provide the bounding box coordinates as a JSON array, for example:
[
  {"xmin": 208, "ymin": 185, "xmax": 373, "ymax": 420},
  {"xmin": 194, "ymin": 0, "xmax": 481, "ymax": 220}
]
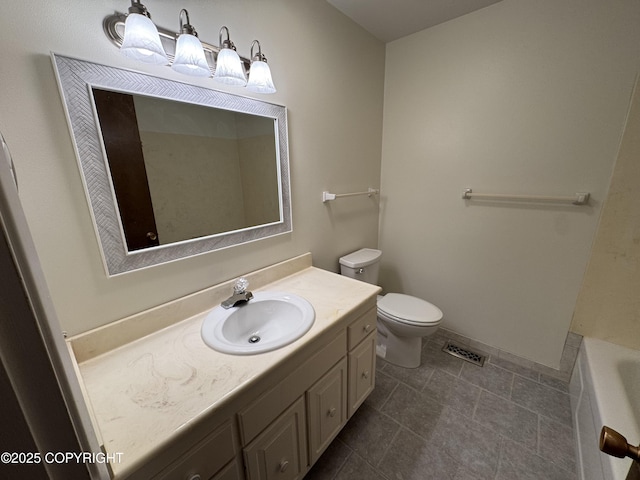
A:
[{"xmin": 92, "ymin": 88, "xmax": 281, "ymax": 252}]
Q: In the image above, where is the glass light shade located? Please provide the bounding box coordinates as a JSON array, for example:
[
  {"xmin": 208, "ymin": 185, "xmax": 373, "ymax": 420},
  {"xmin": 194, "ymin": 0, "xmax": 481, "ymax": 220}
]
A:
[
  {"xmin": 213, "ymin": 48, "xmax": 247, "ymax": 86},
  {"xmin": 121, "ymin": 13, "xmax": 168, "ymax": 65},
  {"xmin": 246, "ymin": 60, "xmax": 276, "ymax": 94},
  {"xmin": 171, "ymin": 34, "xmax": 211, "ymax": 77}
]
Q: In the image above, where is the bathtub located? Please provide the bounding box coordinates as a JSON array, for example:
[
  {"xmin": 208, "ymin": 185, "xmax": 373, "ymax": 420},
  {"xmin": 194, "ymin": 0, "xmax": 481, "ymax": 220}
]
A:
[{"xmin": 571, "ymin": 337, "xmax": 640, "ymax": 480}]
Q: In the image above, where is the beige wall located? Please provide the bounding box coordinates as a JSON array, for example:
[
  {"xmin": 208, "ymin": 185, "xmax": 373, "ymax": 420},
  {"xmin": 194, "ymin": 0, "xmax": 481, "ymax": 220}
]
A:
[
  {"xmin": 571, "ymin": 75, "xmax": 640, "ymax": 350},
  {"xmin": 0, "ymin": 0, "xmax": 384, "ymax": 335},
  {"xmin": 379, "ymin": 0, "xmax": 640, "ymax": 367}
]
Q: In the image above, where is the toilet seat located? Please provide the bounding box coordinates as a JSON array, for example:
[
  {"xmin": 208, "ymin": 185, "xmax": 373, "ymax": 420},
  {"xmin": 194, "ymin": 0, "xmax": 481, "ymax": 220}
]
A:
[{"xmin": 377, "ymin": 293, "xmax": 443, "ymax": 327}]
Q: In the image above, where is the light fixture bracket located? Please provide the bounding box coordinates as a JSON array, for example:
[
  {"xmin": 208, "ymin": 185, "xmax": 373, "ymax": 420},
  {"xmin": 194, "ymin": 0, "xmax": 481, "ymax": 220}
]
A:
[
  {"xmin": 127, "ymin": 1, "xmax": 149, "ymax": 17},
  {"xmin": 218, "ymin": 26, "xmax": 236, "ymax": 51},
  {"xmin": 178, "ymin": 9, "xmax": 197, "ymax": 36},
  {"xmin": 103, "ymin": 12, "xmax": 251, "ymax": 71},
  {"xmin": 251, "ymin": 40, "xmax": 267, "ymax": 63}
]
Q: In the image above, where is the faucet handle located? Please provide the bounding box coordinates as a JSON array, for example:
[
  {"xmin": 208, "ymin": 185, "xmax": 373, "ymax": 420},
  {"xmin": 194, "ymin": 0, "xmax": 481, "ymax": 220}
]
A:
[
  {"xmin": 600, "ymin": 426, "xmax": 640, "ymax": 461},
  {"xmin": 234, "ymin": 277, "xmax": 250, "ymax": 294}
]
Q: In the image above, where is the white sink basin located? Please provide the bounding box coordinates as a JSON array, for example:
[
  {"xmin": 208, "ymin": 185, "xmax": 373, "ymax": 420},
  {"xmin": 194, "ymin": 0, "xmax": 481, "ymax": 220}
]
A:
[{"xmin": 201, "ymin": 292, "xmax": 315, "ymax": 355}]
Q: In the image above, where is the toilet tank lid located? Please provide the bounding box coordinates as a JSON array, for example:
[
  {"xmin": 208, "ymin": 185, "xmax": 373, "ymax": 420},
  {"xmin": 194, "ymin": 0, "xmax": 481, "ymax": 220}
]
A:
[{"xmin": 339, "ymin": 248, "xmax": 382, "ymax": 268}]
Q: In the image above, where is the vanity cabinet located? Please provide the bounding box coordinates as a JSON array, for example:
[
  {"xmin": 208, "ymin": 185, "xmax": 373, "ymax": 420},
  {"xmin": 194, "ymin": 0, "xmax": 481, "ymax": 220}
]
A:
[
  {"xmin": 109, "ymin": 306, "xmax": 377, "ymax": 480},
  {"xmin": 81, "ymin": 271, "xmax": 380, "ymax": 480}
]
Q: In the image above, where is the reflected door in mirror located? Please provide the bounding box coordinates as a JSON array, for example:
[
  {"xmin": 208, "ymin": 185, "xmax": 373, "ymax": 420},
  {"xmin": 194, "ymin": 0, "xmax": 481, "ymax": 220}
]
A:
[{"xmin": 92, "ymin": 89, "xmax": 160, "ymax": 251}]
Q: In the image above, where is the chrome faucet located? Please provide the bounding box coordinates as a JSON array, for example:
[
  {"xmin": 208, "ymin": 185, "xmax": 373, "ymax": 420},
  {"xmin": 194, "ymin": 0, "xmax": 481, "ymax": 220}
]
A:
[{"xmin": 221, "ymin": 277, "xmax": 253, "ymax": 309}]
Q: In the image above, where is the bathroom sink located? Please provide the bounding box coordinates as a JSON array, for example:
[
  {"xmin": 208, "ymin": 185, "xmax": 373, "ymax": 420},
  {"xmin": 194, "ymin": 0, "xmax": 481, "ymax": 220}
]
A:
[{"xmin": 201, "ymin": 292, "xmax": 315, "ymax": 355}]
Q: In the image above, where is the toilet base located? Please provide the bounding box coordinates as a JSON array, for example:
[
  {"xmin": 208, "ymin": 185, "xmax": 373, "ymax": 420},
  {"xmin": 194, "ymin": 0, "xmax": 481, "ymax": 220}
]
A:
[{"xmin": 376, "ymin": 323, "xmax": 423, "ymax": 368}]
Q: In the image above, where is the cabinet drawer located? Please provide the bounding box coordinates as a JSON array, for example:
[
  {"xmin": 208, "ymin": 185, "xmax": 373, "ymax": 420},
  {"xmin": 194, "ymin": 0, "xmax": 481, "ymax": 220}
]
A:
[
  {"xmin": 243, "ymin": 397, "xmax": 307, "ymax": 480},
  {"xmin": 306, "ymin": 357, "xmax": 347, "ymax": 464},
  {"xmin": 155, "ymin": 421, "xmax": 236, "ymax": 480},
  {"xmin": 348, "ymin": 333, "xmax": 376, "ymax": 417},
  {"xmin": 347, "ymin": 307, "xmax": 376, "ymax": 350}
]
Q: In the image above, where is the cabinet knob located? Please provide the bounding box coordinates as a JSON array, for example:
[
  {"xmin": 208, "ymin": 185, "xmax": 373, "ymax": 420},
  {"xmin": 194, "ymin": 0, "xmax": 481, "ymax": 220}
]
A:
[
  {"xmin": 327, "ymin": 407, "xmax": 337, "ymax": 418},
  {"xmin": 187, "ymin": 475, "xmax": 201, "ymax": 480},
  {"xmin": 279, "ymin": 459, "xmax": 289, "ymax": 472},
  {"xmin": 146, "ymin": 231, "xmax": 158, "ymax": 241},
  {"xmin": 363, "ymin": 324, "xmax": 372, "ymax": 333},
  {"xmin": 362, "ymin": 371, "xmax": 370, "ymax": 380}
]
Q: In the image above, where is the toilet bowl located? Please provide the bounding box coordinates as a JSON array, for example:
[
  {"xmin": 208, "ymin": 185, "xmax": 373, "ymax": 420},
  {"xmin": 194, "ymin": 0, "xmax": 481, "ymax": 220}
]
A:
[{"xmin": 339, "ymin": 248, "xmax": 443, "ymax": 368}]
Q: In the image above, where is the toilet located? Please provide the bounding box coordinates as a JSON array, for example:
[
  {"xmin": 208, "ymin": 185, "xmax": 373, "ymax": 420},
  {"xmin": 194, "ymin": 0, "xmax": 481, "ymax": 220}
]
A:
[{"xmin": 339, "ymin": 248, "xmax": 443, "ymax": 368}]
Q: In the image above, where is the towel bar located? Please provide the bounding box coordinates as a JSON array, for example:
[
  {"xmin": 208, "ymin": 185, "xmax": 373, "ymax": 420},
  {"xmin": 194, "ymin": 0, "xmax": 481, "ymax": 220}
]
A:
[
  {"xmin": 322, "ymin": 188, "xmax": 379, "ymax": 203},
  {"xmin": 462, "ymin": 188, "xmax": 590, "ymax": 206}
]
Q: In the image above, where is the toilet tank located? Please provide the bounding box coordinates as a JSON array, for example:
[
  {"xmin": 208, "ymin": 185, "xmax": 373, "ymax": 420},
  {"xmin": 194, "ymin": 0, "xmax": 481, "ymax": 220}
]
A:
[{"xmin": 339, "ymin": 248, "xmax": 381, "ymax": 285}]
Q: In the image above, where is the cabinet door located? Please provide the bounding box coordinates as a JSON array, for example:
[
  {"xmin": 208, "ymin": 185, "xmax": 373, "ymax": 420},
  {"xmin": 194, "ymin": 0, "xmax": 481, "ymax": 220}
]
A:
[
  {"xmin": 243, "ymin": 397, "xmax": 307, "ymax": 480},
  {"xmin": 348, "ymin": 333, "xmax": 376, "ymax": 418},
  {"xmin": 306, "ymin": 357, "xmax": 347, "ymax": 464}
]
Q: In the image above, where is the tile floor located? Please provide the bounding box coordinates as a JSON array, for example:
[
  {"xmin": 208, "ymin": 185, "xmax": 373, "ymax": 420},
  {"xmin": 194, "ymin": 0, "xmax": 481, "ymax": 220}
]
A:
[{"xmin": 306, "ymin": 328, "xmax": 581, "ymax": 480}]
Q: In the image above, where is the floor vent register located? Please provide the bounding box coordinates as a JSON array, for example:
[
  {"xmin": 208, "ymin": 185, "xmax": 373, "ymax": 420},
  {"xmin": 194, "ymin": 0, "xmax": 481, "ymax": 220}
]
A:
[{"xmin": 442, "ymin": 341, "xmax": 486, "ymax": 367}]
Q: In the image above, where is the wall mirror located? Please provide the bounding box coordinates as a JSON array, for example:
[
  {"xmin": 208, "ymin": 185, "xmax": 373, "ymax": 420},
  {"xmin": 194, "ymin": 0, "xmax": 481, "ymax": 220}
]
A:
[{"xmin": 52, "ymin": 54, "xmax": 291, "ymax": 276}]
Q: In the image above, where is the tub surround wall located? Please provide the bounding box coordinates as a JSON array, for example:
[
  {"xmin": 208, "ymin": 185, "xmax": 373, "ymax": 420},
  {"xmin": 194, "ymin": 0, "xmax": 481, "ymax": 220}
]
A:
[
  {"xmin": 571, "ymin": 338, "xmax": 640, "ymax": 480},
  {"xmin": 571, "ymin": 73, "xmax": 640, "ymax": 351},
  {"xmin": 378, "ymin": 0, "xmax": 640, "ymax": 367},
  {"xmin": 0, "ymin": 0, "xmax": 384, "ymax": 336}
]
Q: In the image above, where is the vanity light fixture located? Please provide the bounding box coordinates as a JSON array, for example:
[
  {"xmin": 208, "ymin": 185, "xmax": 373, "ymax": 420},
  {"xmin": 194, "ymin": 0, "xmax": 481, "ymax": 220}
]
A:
[
  {"xmin": 120, "ymin": 0, "xmax": 168, "ymax": 64},
  {"xmin": 212, "ymin": 27, "xmax": 247, "ymax": 86},
  {"xmin": 171, "ymin": 9, "xmax": 210, "ymax": 77},
  {"xmin": 246, "ymin": 40, "xmax": 276, "ymax": 94},
  {"xmin": 104, "ymin": 6, "xmax": 277, "ymax": 93}
]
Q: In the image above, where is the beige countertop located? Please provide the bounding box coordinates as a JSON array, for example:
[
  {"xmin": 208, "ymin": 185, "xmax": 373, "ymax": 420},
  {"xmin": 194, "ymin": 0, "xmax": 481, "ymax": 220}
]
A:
[{"xmin": 68, "ymin": 254, "xmax": 380, "ymax": 478}]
